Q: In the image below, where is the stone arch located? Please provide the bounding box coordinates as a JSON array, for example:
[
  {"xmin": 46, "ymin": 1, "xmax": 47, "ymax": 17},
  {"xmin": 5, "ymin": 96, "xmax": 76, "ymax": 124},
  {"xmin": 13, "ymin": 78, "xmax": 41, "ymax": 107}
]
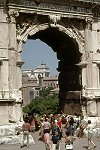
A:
[{"xmin": 17, "ymin": 23, "xmax": 84, "ymax": 54}]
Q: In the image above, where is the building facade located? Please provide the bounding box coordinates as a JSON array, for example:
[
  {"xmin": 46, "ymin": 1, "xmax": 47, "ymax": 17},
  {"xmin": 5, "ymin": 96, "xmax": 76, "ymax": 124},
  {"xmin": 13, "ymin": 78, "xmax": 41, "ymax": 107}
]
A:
[{"xmin": 22, "ymin": 63, "xmax": 58, "ymax": 106}]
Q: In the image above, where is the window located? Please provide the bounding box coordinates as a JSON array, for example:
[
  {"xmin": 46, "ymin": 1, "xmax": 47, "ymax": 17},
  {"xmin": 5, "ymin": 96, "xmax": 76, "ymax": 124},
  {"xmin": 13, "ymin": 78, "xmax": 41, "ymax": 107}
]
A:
[
  {"xmin": 30, "ymin": 91, "xmax": 34, "ymax": 101},
  {"xmin": 51, "ymin": 83, "xmax": 52, "ymax": 86}
]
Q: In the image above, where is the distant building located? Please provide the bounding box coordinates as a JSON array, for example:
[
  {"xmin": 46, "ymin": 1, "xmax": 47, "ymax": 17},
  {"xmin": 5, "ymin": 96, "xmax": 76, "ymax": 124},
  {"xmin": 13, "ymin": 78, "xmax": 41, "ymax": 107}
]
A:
[{"xmin": 22, "ymin": 63, "xmax": 58, "ymax": 106}]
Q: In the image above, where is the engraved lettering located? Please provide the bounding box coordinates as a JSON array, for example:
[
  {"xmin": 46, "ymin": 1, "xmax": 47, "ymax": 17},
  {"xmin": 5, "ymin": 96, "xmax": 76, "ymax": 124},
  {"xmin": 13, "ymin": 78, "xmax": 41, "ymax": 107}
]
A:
[{"xmin": 8, "ymin": 0, "xmax": 96, "ymax": 15}]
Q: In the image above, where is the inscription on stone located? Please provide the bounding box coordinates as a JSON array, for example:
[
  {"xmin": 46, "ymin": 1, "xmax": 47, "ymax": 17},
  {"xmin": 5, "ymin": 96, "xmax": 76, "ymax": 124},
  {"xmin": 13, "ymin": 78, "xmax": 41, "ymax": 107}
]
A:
[
  {"xmin": 8, "ymin": 0, "xmax": 92, "ymax": 15},
  {"xmin": 40, "ymin": 3, "xmax": 92, "ymax": 14}
]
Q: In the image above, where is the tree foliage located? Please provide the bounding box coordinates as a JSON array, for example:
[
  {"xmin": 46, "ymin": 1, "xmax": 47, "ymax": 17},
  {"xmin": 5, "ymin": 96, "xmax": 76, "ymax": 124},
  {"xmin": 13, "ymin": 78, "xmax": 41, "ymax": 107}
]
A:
[{"xmin": 22, "ymin": 87, "xmax": 60, "ymax": 115}]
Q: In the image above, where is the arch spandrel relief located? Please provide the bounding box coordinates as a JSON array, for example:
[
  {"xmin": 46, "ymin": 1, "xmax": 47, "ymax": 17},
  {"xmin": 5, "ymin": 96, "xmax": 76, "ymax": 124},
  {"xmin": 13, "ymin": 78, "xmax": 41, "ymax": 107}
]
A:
[{"xmin": 16, "ymin": 13, "xmax": 85, "ymax": 54}]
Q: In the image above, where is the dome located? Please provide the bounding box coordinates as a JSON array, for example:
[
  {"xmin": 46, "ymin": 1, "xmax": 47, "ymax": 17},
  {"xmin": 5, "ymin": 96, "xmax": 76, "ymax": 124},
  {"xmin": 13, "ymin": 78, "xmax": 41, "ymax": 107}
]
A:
[{"xmin": 36, "ymin": 63, "xmax": 49, "ymax": 70}]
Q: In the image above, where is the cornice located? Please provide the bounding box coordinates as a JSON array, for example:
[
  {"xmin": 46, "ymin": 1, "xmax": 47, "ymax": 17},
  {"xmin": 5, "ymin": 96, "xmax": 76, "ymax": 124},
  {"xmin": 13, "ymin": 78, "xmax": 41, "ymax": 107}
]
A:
[
  {"xmin": 0, "ymin": 98, "xmax": 15, "ymax": 102},
  {"xmin": 7, "ymin": 0, "xmax": 100, "ymax": 9},
  {"xmin": 7, "ymin": 6, "xmax": 93, "ymax": 22},
  {"xmin": 6, "ymin": 0, "xmax": 100, "ymax": 20},
  {"xmin": 6, "ymin": 0, "xmax": 100, "ymax": 5},
  {"xmin": 17, "ymin": 61, "xmax": 25, "ymax": 68}
]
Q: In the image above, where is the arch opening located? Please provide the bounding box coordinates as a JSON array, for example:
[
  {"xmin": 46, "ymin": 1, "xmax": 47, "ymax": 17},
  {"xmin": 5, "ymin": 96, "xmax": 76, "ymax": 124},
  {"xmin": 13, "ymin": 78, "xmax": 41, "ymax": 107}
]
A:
[
  {"xmin": 21, "ymin": 39, "xmax": 58, "ymax": 76},
  {"xmin": 28, "ymin": 27, "xmax": 81, "ymax": 65},
  {"xmin": 22, "ymin": 26, "xmax": 82, "ymax": 114}
]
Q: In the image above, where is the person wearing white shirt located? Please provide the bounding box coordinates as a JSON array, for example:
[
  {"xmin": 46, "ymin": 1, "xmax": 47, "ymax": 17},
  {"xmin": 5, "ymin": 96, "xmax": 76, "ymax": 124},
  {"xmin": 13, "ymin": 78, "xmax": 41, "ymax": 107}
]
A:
[{"xmin": 87, "ymin": 120, "xmax": 96, "ymax": 150}]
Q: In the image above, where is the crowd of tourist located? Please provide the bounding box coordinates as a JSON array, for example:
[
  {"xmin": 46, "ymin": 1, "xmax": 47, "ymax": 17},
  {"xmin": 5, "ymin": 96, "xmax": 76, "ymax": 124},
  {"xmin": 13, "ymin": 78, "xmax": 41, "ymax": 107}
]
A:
[{"xmin": 20, "ymin": 113, "xmax": 96, "ymax": 150}]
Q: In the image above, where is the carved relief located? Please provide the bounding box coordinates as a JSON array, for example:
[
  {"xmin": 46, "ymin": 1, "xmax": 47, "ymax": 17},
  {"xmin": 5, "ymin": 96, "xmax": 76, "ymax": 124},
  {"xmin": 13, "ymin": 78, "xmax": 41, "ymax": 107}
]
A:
[
  {"xmin": 61, "ymin": 18, "xmax": 85, "ymax": 49},
  {"xmin": 7, "ymin": 10, "xmax": 19, "ymax": 23},
  {"xmin": 84, "ymin": 51, "xmax": 90, "ymax": 61},
  {"xmin": 85, "ymin": 17, "xmax": 94, "ymax": 30},
  {"xmin": 15, "ymin": 9, "xmax": 85, "ymax": 54},
  {"xmin": 17, "ymin": 20, "xmax": 85, "ymax": 54},
  {"xmin": 16, "ymin": 23, "xmax": 30, "ymax": 42},
  {"xmin": 16, "ymin": 14, "xmax": 40, "ymax": 42},
  {"xmin": 49, "ymin": 15, "xmax": 61, "ymax": 26}
]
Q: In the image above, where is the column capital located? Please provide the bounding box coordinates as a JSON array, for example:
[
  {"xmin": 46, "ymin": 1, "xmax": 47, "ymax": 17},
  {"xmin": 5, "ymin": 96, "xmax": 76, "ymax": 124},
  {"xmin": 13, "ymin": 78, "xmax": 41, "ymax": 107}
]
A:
[{"xmin": 7, "ymin": 10, "xmax": 19, "ymax": 23}]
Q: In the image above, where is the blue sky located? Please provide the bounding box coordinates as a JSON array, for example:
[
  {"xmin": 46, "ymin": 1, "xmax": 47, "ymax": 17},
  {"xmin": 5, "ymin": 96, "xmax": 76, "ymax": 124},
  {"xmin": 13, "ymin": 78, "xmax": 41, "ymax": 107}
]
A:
[{"xmin": 21, "ymin": 39, "xmax": 58, "ymax": 76}]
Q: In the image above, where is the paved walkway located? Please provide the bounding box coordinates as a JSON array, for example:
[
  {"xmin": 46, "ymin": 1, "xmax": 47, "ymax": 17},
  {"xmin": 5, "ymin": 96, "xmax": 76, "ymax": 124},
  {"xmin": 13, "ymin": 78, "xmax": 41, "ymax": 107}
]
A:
[{"xmin": 0, "ymin": 131, "xmax": 100, "ymax": 150}]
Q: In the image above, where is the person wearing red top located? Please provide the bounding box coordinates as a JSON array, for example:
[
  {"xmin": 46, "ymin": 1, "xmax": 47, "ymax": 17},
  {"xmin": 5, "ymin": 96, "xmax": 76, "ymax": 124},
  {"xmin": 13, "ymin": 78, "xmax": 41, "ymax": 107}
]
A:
[
  {"xmin": 57, "ymin": 117, "xmax": 62, "ymax": 129},
  {"xmin": 57, "ymin": 117, "xmax": 62, "ymax": 139},
  {"xmin": 30, "ymin": 118, "xmax": 35, "ymax": 132}
]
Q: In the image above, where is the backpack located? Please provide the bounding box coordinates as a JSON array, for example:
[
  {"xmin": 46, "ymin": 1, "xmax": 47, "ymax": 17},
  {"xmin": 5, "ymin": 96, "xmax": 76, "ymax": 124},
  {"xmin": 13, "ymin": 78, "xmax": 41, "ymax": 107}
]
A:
[
  {"xmin": 65, "ymin": 143, "xmax": 73, "ymax": 150},
  {"xmin": 52, "ymin": 126, "xmax": 59, "ymax": 134}
]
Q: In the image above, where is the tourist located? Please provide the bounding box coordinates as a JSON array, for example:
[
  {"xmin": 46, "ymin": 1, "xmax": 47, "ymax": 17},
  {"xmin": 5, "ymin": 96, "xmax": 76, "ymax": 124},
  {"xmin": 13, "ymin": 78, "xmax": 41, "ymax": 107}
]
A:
[
  {"xmin": 23, "ymin": 114, "xmax": 29, "ymax": 121},
  {"xmin": 44, "ymin": 132, "xmax": 51, "ymax": 150},
  {"xmin": 57, "ymin": 117, "xmax": 62, "ymax": 138},
  {"xmin": 51, "ymin": 130, "xmax": 61, "ymax": 150},
  {"xmin": 21, "ymin": 118, "xmax": 31, "ymax": 148},
  {"xmin": 76, "ymin": 123, "xmax": 85, "ymax": 138},
  {"xmin": 43, "ymin": 118, "xmax": 51, "ymax": 134},
  {"xmin": 28, "ymin": 113, "xmax": 33, "ymax": 125},
  {"xmin": 34, "ymin": 117, "xmax": 39, "ymax": 131},
  {"xmin": 51, "ymin": 120, "xmax": 60, "ymax": 139},
  {"xmin": 29, "ymin": 116, "xmax": 35, "ymax": 144},
  {"xmin": 86, "ymin": 120, "xmax": 96, "ymax": 149},
  {"xmin": 30, "ymin": 115, "xmax": 35, "ymax": 132},
  {"xmin": 65, "ymin": 130, "xmax": 76, "ymax": 150},
  {"xmin": 38, "ymin": 117, "xmax": 44, "ymax": 141},
  {"xmin": 66, "ymin": 117, "xmax": 75, "ymax": 136},
  {"xmin": 50, "ymin": 114, "xmax": 55, "ymax": 123}
]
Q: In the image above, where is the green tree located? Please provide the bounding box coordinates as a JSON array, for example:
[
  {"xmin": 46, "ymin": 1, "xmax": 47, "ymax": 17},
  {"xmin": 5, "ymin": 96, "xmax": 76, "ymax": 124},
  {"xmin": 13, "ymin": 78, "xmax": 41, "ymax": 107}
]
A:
[{"xmin": 22, "ymin": 87, "xmax": 60, "ymax": 115}]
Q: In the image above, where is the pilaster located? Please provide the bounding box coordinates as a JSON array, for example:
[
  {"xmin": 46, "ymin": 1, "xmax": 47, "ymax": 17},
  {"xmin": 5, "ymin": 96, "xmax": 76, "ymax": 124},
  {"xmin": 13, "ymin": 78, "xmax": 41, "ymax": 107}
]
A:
[
  {"xmin": 84, "ymin": 19, "xmax": 93, "ymax": 88},
  {"xmin": 0, "ymin": 9, "xmax": 9, "ymax": 98},
  {"xmin": 7, "ymin": 11, "xmax": 22, "ymax": 102}
]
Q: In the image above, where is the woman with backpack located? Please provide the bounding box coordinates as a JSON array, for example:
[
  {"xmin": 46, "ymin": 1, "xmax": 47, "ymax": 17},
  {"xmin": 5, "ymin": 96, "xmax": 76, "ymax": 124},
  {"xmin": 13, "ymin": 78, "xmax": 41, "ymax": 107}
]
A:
[{"xmin": 65, "ymin": 130, "xmax": 76, "ymax": 150}]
